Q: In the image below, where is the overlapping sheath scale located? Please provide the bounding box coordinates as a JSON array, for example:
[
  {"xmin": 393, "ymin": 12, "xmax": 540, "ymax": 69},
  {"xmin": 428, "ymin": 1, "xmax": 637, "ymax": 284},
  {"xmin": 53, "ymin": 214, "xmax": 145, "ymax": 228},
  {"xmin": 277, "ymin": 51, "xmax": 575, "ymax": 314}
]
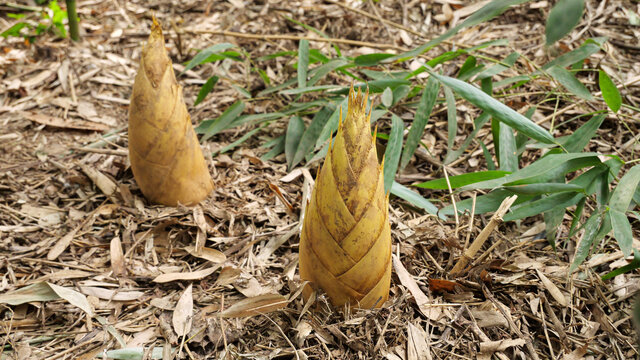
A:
[
  {"xmin": 128, "ymin": 19, "xmax": 213, "ymax": 206},
  {"xmin": 299, "ymin": 86, "xmax": 392, "ymax": 309}
]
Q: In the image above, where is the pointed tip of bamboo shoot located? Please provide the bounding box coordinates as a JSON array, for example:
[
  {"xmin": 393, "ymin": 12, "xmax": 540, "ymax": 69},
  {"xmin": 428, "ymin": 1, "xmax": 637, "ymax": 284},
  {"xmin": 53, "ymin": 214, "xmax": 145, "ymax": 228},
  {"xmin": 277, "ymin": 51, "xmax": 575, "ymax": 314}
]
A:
[
  {"xmin": 346, "ymin": 83, "xmax": 368, "ymax": 126},
  {"xmin": 150, "ymin": 16, "xmax": 163, "ymax": 41}
]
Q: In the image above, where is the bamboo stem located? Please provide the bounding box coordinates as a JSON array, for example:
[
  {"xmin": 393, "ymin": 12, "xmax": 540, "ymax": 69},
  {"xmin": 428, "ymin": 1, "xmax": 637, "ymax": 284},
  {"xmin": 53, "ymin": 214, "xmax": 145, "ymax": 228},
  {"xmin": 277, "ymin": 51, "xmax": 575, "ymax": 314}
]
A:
[
  {"xmin": 65, "ymin": 0, "xmax": 79, "ymax": 41},
  {"xmin": 450, "ymin": 195, "xmax": 518, "ymax": 277}
]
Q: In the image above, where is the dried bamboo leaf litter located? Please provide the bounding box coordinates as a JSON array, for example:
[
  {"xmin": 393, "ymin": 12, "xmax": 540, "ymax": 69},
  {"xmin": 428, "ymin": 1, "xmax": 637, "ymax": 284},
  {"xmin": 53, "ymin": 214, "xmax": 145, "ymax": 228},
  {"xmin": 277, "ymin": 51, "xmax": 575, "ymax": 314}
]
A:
[
  {"xmin": 128, "ymin": 18, "xmax": 213, "ymax": 206},
  {"xmin": 299, "ymin": 86, "xmax": 392, "ymax": 309}
]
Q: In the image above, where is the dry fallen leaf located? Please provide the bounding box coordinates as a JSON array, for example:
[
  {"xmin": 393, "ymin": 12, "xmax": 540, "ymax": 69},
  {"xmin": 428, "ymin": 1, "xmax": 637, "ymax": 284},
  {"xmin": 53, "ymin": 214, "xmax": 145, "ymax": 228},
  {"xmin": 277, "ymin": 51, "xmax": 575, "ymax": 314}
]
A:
[
  {"xmin": 392, "ymin": 255, "xmax": 442, "ymax": 321},
  {"xmin": 153, "ymin": 265, "xmax": 221, "ymax": 283},
  {"xmin": 79, "ymin": 286, "xmax": 145, "ymax": 301},
  {"xmin": 219, "ymin": 293, "xmax": 288, "ymax": 318},
  {"xmin": 20, "ymin": 111, "xmax": 109, "ymax": 131},
  {"xmin": 80, "ymin": 164, "xmax": 117, "ymax": 196},
  {"xmin": 184, "ymin": 246, "xmax": 226, "ymax": 264},
  {"xmin": 562, "ymin": 344, "xmax": 588, "ymax": 360},
  {"xmin": 234, "ymin": 277, "xmax": 270, "ymax": 298},
  {"xmin": 536, "ymin": 269, "xmax": 568, "ymax": 307},
  {"xmin": 173, "ymin": 284, "xmax": 193, "ymax": 337},
  {"xmin": 214, "ymin": 266, "xmax": 242, "ymax": 287},
  {"xmin": 193, "ymin": 207, "xmax": 208, "ymax": 253},
  {"xmin": 407, "ymin": 323, "xmax": 431, "ymax": 360},
  {"xmin": 478, "ymin": 338, "xmax": 526, "ymax": 360},
  {"xmin": 47, "ymin": 226, "xmax": 79, "ymax": 261},
  {"xmin": 0, "ymin": 282, "xmax": 94, "ymax": 317},
  {"xmin": 110, "ymin": 236, "xmax": 126, "ymax": 276},
  {"xmin": 47, "ymin": 282, "xmax": 95, "ymax": 317},
  {"xmin": 20, "ymin": 204, "xmax": 64, "ymax": 226}
]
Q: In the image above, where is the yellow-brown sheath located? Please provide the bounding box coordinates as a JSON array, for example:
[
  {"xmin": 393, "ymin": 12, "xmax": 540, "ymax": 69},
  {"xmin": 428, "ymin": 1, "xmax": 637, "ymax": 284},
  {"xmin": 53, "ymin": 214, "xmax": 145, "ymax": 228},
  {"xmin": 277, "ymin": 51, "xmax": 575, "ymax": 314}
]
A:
[
  {"xmin": 299, "ymin": 86, "xmax": 391, "ymax": 309},
  {"xmin": 128, "ymin": 19, "xmax": 213, "ymax": 206}
]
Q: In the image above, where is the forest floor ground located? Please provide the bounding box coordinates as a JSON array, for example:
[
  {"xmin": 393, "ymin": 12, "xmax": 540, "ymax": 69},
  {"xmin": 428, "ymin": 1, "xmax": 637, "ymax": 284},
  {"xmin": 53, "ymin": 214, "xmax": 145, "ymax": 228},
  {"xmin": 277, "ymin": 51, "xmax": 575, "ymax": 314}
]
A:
[{"xmin": 1, "ymin": 0, "xmax": 640, "ymax": 359}]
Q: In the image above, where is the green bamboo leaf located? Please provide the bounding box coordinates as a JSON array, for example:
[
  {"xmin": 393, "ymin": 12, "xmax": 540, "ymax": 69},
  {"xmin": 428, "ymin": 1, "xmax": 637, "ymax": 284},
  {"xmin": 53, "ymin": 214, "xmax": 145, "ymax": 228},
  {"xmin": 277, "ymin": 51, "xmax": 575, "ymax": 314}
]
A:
[
  {"xmin": 197, "ymin": 101, "xmax": 246, "ymax": 141},
  {"xmin": 384, "ymin": 0, "xmax": 529, "ymax": 63},
  {"xmin": 280, "ymin": 85, "xmax": 342, "ymax": 95},
  {"xmin": 503, "ymin": 183, "xmax": 584, "ymax": 196},
  {"xmin": 546, "ymin": 65, "xmax": 593, "ymax": 100},
  {"xmin": 258, "ymin": 77, "xmax": 297, "ymax": 96},
  {"xmin": 384, "ymin": 114, "xmax": 404, "ymax": 192},
  {"xmin": 476, "ymin": 51, "xmax": 520, "ymax": 80},
  {"xmin": 408, "ymin": 39, "xmax": 509, "ymax": 80},
  {"xmin": 291, "ymin": 106, "xmax": 333, "ymax": 169},
  {"xmin": 461, "ymin": 153, "xmax": 602, "ymax": 190},
  {"xmin": 392, "ymin": 85, "xmax": 411, "ymax": 105},
  {"xmin": 539, "ymin": 39, "xmax": 603, "ymax": 72},
  {"xmin": 493, "ymin": 74, "xmax": 531, "ymax": 88},
  {"xmin": 261, "ymin": 135, "xmax": 286, "ymax": 161},
  {"xmin": 441, "ymin": 189, "xmax": 532, "ymax": 216},
  {"xmin": 183, "ymin": 43, "xmax": 237, "ymax": 72},
  {"xmin": 416, "ymin": 170, "xmax": 511, "ymax": 190},
  {"xmin": 362, "ymin": 69, "xmax": 410, "ymax": 80},
  {"xmin": 231, "ymin": 84, "xmax": 251, "ymax": 99},
  {"xmin": 569, "ymin": 211, "xmax": 602, "ymax": 272},
  {"xmin": 599, "ymin": 69, "xmax": 622, "ymax": 112},
  {"xmin": 256, "ymin": 50, "xmax": 296, "ymax": 61},
  {"xmin": 444, "ymin": 112, "xmax": 491, "ymax": 164},
  {"xmin": 481, "ymin": 77, "xmax": 493, "ymax": 96},
  {"xmin": 481, "ymin": 141, "xmax": 496, "ymax": 170},
  {"xmin": 315, "ymin": 97, "xmax": 349, "ymax": 149},
  {"xmin": 458, "ymin": 56, "xmax": 477, "ymax": 78},
  {"xmin": 544, "ymin": 205, "xmax": 566, "ymax": 248},
  {"xmin": 391, "ymin": 181, "xmax": 440, "ymax": 216},
  {"xmin": 610, "ymin": 209, "xmax": 633, "ymax": 256},
  {"xmin": 610, "ymin": 164, "xmax": 640, "ymax": 212},
  {"xmin": 444, "ymin": 86, "xmax": 457, "ymax": 151},
  {"xmin": 568, "ymin": 197, "xmax": 586, "ymax": 237},
  {"xmin": 382, "ymin": 87, "xmax": 393, "ymax": 108},
  {"xmin": 104, "ymin": 347, "xmax": 166, "ymax": 360},
  {"xmin": 329, "ymin": 79, "xmax": 411, "ymax": 95},
  {"xmin": 232, "ymin": 112, "xmax": 287, "ymax": 128},
  {"xmin": 285, "ymin": 116, "xmax": 305, "ymax": 169},
  {"xmin": 307, "ymin": 58, "xmax": 351, "ymax": 86},
  {"xmin": 400, "ymin": 76, "xmax": 439, "ymax": 169},
  {"xmin": 602, "ymin": 249, "xmax": 640, "ymax": 280},
  {"xmin": 194, "ymin": 76, "xmax": 219, "ymax": 106},
  {"xmin": 297, "ymin": 40, "xmax": 309, "ymax": 88},
  {"xmin": 354, "ymin": 53, "xmax": 395, "ymax": 66},
  {"xmin": 216, "ymin": 125, "xmax": 264, "ymax": 156},
  {"xmin": 546, "ymin": 0, "xmax": 585, "ymax": 45},
  {"xmin": 498, "ymin": 122, "xmax": 518, "ymax": 172},
  {"xmin": 558, "ymin": 113, "xmax": 605, "ymax": 152},
  {"xmin": 429, "ymin": 73, "xmax": 556, "ymax": 144},
  {"xmin": 503, "ymin": 192, "xmax": 583, "ymax": 221}
]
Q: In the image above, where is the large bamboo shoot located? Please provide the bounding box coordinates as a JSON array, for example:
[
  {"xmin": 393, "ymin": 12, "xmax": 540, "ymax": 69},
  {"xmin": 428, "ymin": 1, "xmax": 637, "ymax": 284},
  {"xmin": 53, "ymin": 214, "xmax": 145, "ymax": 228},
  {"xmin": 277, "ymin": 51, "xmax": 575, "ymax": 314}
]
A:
[{"xmin": 299, "ymin": 86, "xmax": 392, "ymax": 309}]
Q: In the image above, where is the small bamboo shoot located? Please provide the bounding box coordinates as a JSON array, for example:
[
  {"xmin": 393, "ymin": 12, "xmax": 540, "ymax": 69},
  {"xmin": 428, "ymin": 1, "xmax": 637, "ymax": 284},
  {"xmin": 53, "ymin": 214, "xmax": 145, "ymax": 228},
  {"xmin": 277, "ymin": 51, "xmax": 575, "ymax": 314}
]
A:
[{"xmin": 128, "ymin": 18, "xmax": 213, "ymax": 206}]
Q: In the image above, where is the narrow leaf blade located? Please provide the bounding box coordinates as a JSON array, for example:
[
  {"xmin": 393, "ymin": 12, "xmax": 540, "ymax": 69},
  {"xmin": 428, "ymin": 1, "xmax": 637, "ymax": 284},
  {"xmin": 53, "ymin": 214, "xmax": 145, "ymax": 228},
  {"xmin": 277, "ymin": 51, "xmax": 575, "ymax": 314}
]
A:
[
  {"xmin": 430, "ymin": 73, "xmax": 556, "ymax": 144},
  {"xmin": 391, "ymin": 181, "xmax": 440, "ymax": 216},
  {"xmin": 285, "ymin": 116, "xmax": 305, "ymax": 169},
  {"xmin": 384, "ymin": 114, "xmax": 404, "ymax": 192},
  {"xmin": 610, "ymin": 210, "xmax": 633, "ymax": 256},
  {"xmin": 194, "ymin": 76, "xmax": 219, "ymax": 106},
  {"xmin": 297, "ymin": 40, "xmax": 309, "ymax": 88},
  {"xmin": 400, "ymin": 76, "xmax": 440, "ymax": 169},
  {"xmin": 547, "ymin": 65, "xmax": 593, "ymax": 100}
]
